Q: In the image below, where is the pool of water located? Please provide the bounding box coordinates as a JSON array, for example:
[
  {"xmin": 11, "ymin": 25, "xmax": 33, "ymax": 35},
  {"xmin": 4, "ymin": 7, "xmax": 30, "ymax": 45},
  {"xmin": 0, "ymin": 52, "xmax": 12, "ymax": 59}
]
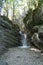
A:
[{"xmin": 18, "ymin": 46, "xmax": 30, "ymax": 48}]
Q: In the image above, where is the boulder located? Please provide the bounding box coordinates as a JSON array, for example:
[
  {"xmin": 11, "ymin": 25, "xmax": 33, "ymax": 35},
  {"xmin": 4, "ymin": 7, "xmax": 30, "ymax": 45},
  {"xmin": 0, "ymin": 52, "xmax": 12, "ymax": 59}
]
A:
[{"xmin": 32, "ymin": 25, "xmax": 43, "ymax": 50}]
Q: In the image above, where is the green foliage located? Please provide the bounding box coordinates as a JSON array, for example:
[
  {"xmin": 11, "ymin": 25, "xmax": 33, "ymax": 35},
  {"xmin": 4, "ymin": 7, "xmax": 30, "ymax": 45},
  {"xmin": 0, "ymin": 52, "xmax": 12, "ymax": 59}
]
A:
[
  {"xmin": 0, "ymin": 0, "xmax": 2, "ymax": 7},
  {"xmin": 23, "ymin": 0, "xmax": 43, "ymax": 34}
]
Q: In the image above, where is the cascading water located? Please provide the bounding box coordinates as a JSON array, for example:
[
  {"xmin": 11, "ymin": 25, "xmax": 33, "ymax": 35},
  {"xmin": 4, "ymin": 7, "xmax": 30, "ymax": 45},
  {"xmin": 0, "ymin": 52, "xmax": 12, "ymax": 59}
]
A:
[
  {"xmin": 21, "ymin": 33, "xmax": 27, "ymax": 47},
  {"xmin": 18, "ymin": 31, "xmax": 30, "ymax": 48}
]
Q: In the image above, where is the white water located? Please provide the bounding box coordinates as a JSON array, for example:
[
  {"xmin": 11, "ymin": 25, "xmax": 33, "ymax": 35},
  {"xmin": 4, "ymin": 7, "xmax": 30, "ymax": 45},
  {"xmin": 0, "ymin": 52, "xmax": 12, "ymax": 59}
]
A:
[
  {"xmin": 18, "ymin": 31, "xmax": 30, "ymax": 48},
  {"xmin": 22, "ymin": 34, "xmax": 27, "ymax": 46}
]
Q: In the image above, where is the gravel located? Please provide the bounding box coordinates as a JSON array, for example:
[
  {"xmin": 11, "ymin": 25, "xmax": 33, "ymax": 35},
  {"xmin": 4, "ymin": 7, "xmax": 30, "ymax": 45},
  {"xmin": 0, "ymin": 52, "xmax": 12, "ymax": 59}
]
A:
[{"xmin": 0, "ymin": 47, "xmax": 43, "ymax": 65}]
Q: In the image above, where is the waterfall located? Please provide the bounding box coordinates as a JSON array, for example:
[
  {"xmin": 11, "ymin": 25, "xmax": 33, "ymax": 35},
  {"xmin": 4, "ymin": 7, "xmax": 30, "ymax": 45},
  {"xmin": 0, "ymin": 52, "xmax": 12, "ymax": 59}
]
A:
[
  {"xmin": 18, "ymin": 31, "xmax": 30, "ymax": 48},
  {"xmin": 22, "ymin": 33, "xmax": 27, "ymax": 46}
]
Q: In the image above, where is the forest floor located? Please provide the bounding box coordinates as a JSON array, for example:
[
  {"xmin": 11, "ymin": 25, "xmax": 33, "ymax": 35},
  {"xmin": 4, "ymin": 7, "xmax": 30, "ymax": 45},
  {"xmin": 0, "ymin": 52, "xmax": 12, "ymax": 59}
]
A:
[{"xmin": 0, "ymin": 47, "xmax": 43, "ymax": 65}]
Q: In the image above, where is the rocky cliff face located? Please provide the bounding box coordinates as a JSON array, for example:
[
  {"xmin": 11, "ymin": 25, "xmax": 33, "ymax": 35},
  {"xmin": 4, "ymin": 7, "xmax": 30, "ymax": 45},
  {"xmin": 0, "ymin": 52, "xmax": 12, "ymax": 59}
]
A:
[{"xmin": 0, "ymin": 15, "xmax": 22, "ymax": 54}]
